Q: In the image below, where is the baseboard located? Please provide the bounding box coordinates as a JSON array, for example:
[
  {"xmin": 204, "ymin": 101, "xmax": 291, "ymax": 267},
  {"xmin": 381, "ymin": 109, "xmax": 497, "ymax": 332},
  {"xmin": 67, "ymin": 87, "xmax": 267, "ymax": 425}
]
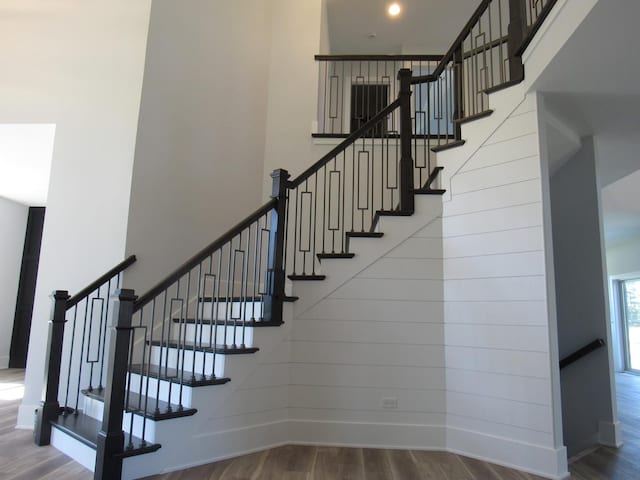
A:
[
  {"xmin": 447, "ymin": 426, "xmax": 570, "ymax": 480},
  {"xmin": 16, "ymin": 402, "xmax": 38, "ymax": 430},
  {"xmin": 288, "ymin": 419, "xmax": 446, "ymax": 450},
  {"xmin": 599, "ymin": 420, "xmax": 623, "ymax": 448}
]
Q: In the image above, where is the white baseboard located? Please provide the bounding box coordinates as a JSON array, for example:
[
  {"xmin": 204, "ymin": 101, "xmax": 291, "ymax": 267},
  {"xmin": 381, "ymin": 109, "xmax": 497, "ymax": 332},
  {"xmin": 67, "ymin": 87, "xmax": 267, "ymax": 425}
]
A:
[
  {"xmin": 16, "ymin": 402, "xmax": 38, "ymax": 430},
  {"xmin": 599, "ymin": 420, "xmax": 623, "ymax": 448},
  {"xmin": 288, "ymin": 419, "xmax": 446, "ymax": 450},
  {"xmin": 447, "ymin": 426, "xmax": 570, "ymax": 480}
]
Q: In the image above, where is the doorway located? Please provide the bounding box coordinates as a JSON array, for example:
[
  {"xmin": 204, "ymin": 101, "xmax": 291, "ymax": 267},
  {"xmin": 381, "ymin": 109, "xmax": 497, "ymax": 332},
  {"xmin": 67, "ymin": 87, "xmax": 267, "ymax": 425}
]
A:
[{"xmin": 619, "ymin": 278, "xmax": 640, "ymax": 373}]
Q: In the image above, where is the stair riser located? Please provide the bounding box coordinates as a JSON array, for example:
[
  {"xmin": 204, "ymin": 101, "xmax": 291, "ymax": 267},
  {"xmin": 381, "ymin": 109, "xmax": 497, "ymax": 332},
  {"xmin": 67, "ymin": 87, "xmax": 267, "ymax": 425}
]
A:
[
  {"xmin": 149, "ymin": 345, "xmax": 226, "ymax": 379},
  {"xmin": 170, "ymin": 323, "xmax": 255, "ymax": 347},
  {"xmin": 127, "ymin": 372, "xmax": 195, "ymax": 407},
  {"xmin": 82, "ymin": 395, "xmax": 160, "ymax": 442},
  {"xmin": 198, "ymin": 301, "xmax": 263, "ymax": 321}
]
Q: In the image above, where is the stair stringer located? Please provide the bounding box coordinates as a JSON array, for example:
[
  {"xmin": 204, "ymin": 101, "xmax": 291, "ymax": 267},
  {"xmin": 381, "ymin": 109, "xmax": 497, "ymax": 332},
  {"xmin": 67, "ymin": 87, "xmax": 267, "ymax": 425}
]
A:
[
  {"xmin": 291, "ymin": 195, "xmax": 444, "ymax": 320},
  {"xmin": 120, "ymin": 304, "xmax": 295, "ymax": 479}
]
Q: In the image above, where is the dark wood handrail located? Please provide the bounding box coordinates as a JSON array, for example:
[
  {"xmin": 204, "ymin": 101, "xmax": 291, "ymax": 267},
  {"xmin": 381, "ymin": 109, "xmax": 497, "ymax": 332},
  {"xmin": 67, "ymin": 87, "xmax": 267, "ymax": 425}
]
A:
[
  {"xmin": 66, "ymin": 255, "xmax": 137, "ymax": 309},
  {"xmin": 315, "ymin": 54, "xmax": 444, "ymax": 62},
  {"xmin": 559, "ymin": 339, "xmax": 606, "ymax": 370},
  {"xmin": 516, "ymin": 0, "xmax": 559, "ymax": 56},
  {"xmin": 290, "ymin": 98, "xmax": 401, "ymax": 188},
  {"xmin": 411, "ymin": 0, "xmax": 492, "ymax": 85},
  {"xmin": 134, "ymin": 199, "xmax": 277, "ymax": 311}
]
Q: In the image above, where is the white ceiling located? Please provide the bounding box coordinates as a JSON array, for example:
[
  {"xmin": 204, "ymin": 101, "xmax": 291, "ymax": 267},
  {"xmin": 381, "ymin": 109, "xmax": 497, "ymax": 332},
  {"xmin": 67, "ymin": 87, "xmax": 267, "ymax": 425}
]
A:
[
  {"xmin": 326, "ymin": 0, "xmax": 480, "ymax": 54},
  {"xmin": 0, "ymin": 124, "xmax": 55, "ymax": 206}
]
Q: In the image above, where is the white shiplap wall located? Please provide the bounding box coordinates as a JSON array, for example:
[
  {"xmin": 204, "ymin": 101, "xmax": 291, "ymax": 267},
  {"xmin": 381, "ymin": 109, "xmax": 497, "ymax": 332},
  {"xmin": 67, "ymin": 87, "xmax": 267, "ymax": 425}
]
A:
[
  {"xmin": 290, "ymin": 211, "xmax": 447, "ymax": 449},
  {"xmin": 442, "ymin": 93, "xmax": 565, "ymax": 476},
  {"xmin": 288, "ymin": 92, "xmax": 567, "ymax": 479}
]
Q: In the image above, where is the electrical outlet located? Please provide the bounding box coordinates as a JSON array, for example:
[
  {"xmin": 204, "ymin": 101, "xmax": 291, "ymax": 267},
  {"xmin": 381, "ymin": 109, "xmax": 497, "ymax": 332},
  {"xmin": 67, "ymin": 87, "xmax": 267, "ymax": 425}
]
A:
[{"xmin": 382, "ymin": 397, "xmax": 398, "ymax": 409}]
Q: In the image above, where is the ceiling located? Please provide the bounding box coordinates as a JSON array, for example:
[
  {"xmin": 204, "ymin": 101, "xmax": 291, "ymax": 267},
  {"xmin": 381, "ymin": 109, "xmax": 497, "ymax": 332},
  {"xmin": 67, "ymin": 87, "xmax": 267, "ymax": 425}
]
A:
[
  {"xmin": 326, "ymin": 0, "xmax": 480, "ymax": 54},
  {"xmin": 0, "ymin": 124, "xmax": 55, "ymax": 206}
]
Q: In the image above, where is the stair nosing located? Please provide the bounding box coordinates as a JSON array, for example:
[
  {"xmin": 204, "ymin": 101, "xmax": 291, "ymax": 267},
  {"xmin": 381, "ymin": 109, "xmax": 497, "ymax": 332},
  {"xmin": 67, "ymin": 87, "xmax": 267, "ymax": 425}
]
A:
[
  {"xmin": 454, "ymin": 109, "xmax": 494, "ymax": 125},
  {"xmin": 129, "ymin": 364, "xmax": 231, "ymax": 387},
  {"xmin": 431, "ymin": 140, "xmax": 466, "ymax": 153},
  {"xmin": 147, "ymin": 339, "xmax": 259, "ymax": 355}
]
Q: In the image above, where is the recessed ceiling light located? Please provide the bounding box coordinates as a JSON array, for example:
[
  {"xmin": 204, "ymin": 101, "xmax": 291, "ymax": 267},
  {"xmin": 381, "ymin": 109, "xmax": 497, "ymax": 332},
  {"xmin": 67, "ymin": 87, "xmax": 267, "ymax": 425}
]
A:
[{"xmin": 388, "ymin": 3, "xmax": 401, "ymax": 17}]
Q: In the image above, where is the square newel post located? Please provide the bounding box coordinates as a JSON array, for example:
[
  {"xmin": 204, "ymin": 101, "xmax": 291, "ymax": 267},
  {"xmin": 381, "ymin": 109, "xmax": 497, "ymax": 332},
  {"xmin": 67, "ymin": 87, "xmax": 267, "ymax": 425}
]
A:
[
  {"xmin": 263, "ymin": 169, "xmax": 290, "ymax": 324},
  {"xmin": 398, "ymin": 68, "xmax": 415, "ymax": 214},
  {"xmin": 34, "ymin": 290, "xmax": 70, "ymax": 446},
  {"xmin": 94, "ymin": 288, "xmax": 136, "ymax": 480},
  {"xmin": 508, "ymin": 0, "xmax": 527, "ymax": 82}
]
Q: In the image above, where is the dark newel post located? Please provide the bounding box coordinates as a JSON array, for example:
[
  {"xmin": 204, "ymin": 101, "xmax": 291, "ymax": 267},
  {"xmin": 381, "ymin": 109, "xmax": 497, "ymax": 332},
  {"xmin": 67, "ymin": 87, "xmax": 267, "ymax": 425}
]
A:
[
  {"xmin": 34, "ymin": 290, "xmax": 70, "ymax": 446},
  {"xmin": 264, "ymin": 169, "xmax": 290, "ymax": 323},
  {"xmin": 453, "ymin": 45, "xmax": 464, "ymax": 140},
  {"xmin": 508, "ymin": 0, "xmax": 527, "ymax": 82},
  {"xmin": 398, "ymin": 68, "xmax": 415, "ymax": 214},
  {"xmin": 94, "ymin": 289, "xmax": 136, "ymax": 480}
]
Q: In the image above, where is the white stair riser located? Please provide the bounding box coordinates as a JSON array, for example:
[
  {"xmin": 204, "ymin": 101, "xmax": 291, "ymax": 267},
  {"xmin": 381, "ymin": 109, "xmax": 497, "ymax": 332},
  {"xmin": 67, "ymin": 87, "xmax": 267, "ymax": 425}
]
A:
[
  {"xmin": 170, "ymin": 323, "xmax": 255, "ymax": 347},
  {"xmin": 199, "ymin": 301, "xmax": 263, "ymax": 320},
  {"xmin": 82, "ymin": 395, "xmax": 160, "ymax": 442},
  {"xmin": 128, "ymin": 372, "xmax": 195, "ymax": 407},
  {"xmin": 149, "ymin": 345, "xmax": 226, "ymax": 378}
]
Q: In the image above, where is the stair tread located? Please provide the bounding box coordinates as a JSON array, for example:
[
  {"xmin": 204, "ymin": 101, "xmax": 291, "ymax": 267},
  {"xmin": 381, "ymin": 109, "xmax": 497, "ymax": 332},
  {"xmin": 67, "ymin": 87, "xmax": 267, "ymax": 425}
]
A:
[
  {"xmin": 82, "ymin": 388, "xmax": 197, "ymax": 421},
  {"xmin": 317, "ymin": 253, "xmax": 355, "ymax": 260},
  {"xmin": 172, "ymin": 317, "xmax": 284, "ymax": 327},
  {"xmin": 376, "ymin": 210, "xmax": 412, "ymax": 217},
  {"xmin": 415, "ymin": 188, "xmax": 447, "ymax": 195},
  {"xmin": 431, "ymin": 140, "xmax": 466, "ymax": 153},
  {"xmin": 346, "ymin": 232, "xmax": 384, "ymax": 238},
  {"xmin": 483, "ymin": 78, "xmax": 523, "ymax": 95},
  {"xmin": 129, "ymin": 364, "xmax": 231, "ymax": 387},
  {"xmin": 51, "ymin": 412, "xmax": 161, "ymax": 458},
  {"xmin": 454, "ymin": 109, "xmax": 494, "ymax": 125},
  {"xmin": 288, "ymin": 274, "xmax": 326, "ymax": 281},
  {"xmin": 148, "ymin": 340, "xmax": 259, "ymax": 354},
  {"xmin": 199, "ymin": 295, "xmax": 298, "ymax": 303}
]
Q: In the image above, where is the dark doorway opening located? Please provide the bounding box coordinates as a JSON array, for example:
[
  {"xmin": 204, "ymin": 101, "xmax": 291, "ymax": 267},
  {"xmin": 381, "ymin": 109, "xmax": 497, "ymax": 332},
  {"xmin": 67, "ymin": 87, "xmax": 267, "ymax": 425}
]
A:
[
  {"xmin": 350, "ymin": 84, "xmax": 389, "ymax": 136},
  {"xmin": 9, "ymin": 207, "xmax": 45, "ymax": 368}
]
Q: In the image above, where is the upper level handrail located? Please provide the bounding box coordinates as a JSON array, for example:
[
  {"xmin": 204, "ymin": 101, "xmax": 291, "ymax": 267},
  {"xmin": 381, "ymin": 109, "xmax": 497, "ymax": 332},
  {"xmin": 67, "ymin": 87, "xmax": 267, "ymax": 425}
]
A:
[
  {"xmin": 133, "ymin": 199, "xmax": 277, "ymax": 311},
  {"xmin": 314, "ymin": 54, "xmax": 444, "ymax": 62},
  {"xmin": 516, "ymin": 0, "xmax": 559, "ymax": 56},
  {"xmin": 66, "ymin": 255, "xmax": 137, "ymax": 309},
  {"xmin": 559, "ymin": 339, "xmax": 606, "ymax": 370},
  {"xmin": 290, "ymin": 98, "xmax": 401, "ymax": 188},
  {"xmin": 411, "ymin": 0, "xmax": 492, "ymax": 84}
]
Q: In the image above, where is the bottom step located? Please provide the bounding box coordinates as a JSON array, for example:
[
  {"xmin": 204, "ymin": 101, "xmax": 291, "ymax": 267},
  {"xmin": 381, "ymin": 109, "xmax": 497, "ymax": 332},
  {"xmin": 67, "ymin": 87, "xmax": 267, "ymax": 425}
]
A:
[{"xmin": 51, "ymin": 412, "xmax": 161, "ymax": 458}]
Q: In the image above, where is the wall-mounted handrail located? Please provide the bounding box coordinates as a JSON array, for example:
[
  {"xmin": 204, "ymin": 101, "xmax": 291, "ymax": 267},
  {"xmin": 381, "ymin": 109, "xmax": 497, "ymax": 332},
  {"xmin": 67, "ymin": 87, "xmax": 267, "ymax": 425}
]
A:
[
  {"xmin": 67, "ymin": 255, "xmax": 137, "ymax": 309},
  {"xmin": 560, "ymin": 339, "xmax": 606, "ymax": 370}
]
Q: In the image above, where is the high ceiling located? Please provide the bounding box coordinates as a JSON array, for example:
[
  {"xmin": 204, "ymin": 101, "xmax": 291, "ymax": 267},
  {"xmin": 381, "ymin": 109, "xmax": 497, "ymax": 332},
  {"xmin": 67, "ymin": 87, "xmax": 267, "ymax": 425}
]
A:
[{"xmin": 326, "ymin": 0, "xmax": 480, "ymax": 54}]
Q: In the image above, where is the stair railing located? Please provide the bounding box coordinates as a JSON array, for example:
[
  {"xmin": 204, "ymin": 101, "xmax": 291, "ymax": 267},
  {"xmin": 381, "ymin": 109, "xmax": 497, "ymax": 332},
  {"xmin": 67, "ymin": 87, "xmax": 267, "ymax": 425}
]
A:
[{"xmin": 34, "ymin": 255, "xmax": 136, "ymax": 446}]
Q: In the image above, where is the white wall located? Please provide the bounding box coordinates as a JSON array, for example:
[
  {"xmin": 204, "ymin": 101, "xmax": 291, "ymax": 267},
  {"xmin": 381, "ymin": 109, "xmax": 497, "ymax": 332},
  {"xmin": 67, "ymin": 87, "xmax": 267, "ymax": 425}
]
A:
[
  {"xmin": 439, "ymin": 94, "xmax": 566, "ymax": 477},
  {"xmin": 548, "ymin": 137, "xmax": 619, "ymax": 456},
  {"xmin": 262, "ymin": 0, "xmax": 325, "ymax": 195},
  {"xmin": 0, "ymin": 0, "xmax": 152, "ymax": 428},
  {"xmin": 0, "ymin": 197, "xmax": 28, "ymax": 369},
  {"xmin": 124, "ymin": 0, "xmax": 273, "ymax": 293},
  {"xmin": 607, "ymin": 235, "xmax": 640, "ymax": 277}
]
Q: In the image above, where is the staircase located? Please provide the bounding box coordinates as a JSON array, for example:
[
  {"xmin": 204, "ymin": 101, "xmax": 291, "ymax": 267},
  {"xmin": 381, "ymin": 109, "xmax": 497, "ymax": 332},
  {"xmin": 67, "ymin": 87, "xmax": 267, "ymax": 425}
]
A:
[{"xmin": 33, "ymin": 1, "xmax": 564, "ymax": 478}]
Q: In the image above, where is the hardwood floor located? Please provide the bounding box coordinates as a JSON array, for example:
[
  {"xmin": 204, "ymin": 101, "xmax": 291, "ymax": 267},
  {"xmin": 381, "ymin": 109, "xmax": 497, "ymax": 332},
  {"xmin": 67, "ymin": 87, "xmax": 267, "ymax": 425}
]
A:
[
  {"xmin": 1, "ymin": 368, "xmax": 639, "ymax": 479},
  {"xmin": 568, "ymin": 373, "xmax": 640, "ymax": 480},
  {"xmin": 0, "ymin": 368, "xmax": 91, "ymax": 480}
]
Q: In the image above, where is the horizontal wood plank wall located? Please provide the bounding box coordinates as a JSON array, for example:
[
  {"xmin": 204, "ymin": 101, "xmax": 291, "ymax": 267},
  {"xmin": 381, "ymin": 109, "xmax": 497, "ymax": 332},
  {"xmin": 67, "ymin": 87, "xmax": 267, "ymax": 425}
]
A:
[
  {"xmin": 442, "ymin": 94, "xmax": 560, "ymax": 473},
  {"xmin": 291, "ymin": 214, "xmax": 447, "ymax": 448}
]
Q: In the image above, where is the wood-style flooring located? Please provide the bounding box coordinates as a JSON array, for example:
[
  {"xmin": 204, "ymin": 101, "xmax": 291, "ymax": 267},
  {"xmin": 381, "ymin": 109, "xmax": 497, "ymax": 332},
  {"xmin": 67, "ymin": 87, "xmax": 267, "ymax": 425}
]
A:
[
  {"xmin": 1, "ymin": 368, "xmax": 639, "ymax": 479},
  {"xmin": 0, "ymin": 368, "xmax": 90, "ymax": 480},
  {"xmin": 568, "ymin": 373, "xmax": 640, "ymax": 480}
]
